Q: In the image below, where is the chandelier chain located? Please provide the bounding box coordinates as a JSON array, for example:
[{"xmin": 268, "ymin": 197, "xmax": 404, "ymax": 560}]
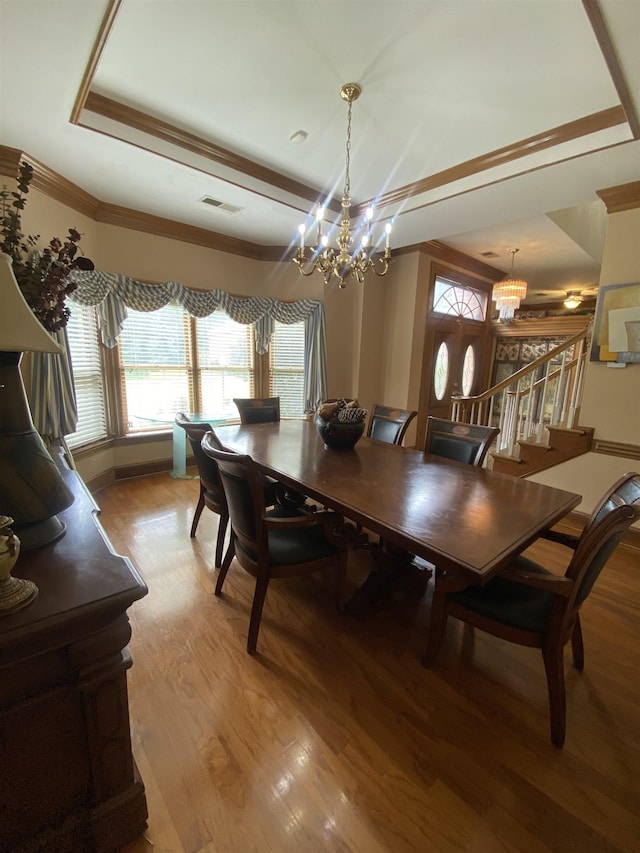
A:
[{"xmin": 344, "ymin": 99, "xmax": 352, "ymax": 200}]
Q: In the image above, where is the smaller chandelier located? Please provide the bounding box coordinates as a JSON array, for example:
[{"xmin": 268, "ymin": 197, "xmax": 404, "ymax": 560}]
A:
[
  {"xmin": 492, "ymin": 248, "xmax": 527, "ymax": 321},
  {"xmin": 293, "ymin": 83, "xmax": 392, "ymax": 289},
  {"xmin": 563, "ymin": 290, "xmax": 583, "ymax": 310}
]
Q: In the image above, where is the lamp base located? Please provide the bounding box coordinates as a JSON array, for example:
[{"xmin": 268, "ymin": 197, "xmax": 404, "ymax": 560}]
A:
[
  {"xmin": 0, "ymin": 575, "xmax": 38, "ymax": 614},
  {"xmin": 15, "ymin": 516, "xmax": 67, "ymax": 552}
]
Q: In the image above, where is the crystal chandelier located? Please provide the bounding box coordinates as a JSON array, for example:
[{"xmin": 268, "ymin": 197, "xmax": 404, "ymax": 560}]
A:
[
  {"xmin": 293, "ymin": 83, "xmax": 392, "ymax": 288},
  {"xmin": 492, "ymin": 248, "xmax": 528, "ymax": 321}
]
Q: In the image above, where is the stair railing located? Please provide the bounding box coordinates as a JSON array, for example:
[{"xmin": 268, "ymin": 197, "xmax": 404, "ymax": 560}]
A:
[{"xmin": 451, "ymin": 325, "xmax": 591, "ymax": 458}]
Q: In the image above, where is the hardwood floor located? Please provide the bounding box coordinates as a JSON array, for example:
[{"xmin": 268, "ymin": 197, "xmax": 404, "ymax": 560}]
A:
[{"xmin": 94, "ymin": 471, "xmax": 640, "ymax": 853}]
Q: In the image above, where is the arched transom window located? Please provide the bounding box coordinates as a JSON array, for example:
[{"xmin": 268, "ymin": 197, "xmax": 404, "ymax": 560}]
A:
[{"xmin": 433, "ymin": 276, "xmax": 488, "ymax": 321}]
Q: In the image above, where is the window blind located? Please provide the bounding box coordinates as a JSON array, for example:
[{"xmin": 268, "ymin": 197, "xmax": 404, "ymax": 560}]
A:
[
  {"xmin": 196, "ymin": 311, "xmax": 254, "ymax": 419},
  {"xmin": 65, "ymin": 303, "xmax": 108, "ymax": 448},
  {"xmin": 270, "ymin": 320, "xmax": 305, "ymax": 418},
  {"xmin": 118, "ymin": 304, "xmax": 192, "ymax": 430}
]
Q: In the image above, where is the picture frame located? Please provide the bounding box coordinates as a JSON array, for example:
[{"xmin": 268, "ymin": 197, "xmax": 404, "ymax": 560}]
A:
[{"xmin": 590, "ymin": 282, "xmax": 640, "ymax": 363}]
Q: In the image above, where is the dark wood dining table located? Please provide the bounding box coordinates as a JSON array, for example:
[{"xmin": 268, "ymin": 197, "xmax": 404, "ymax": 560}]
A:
[{"xmin": 213, "ymin": 419, "xmax": 582, "ymax": 590}]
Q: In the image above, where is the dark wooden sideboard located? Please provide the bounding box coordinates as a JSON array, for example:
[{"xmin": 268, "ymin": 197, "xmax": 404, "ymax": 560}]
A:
[{"xmin": 0, "ymin": 454, "xmax": 148, "ymax": 852}]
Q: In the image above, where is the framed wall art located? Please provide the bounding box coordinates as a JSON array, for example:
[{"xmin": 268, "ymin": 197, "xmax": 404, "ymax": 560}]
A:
[{"xmin": 590, "ymin": 282, "xmax": 640, "ymax": 363}]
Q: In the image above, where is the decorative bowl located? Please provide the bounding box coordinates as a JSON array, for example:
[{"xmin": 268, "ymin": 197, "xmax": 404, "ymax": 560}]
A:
[{"xmin": 315, "ymin": 414, "xmax": 365, "ymax": 450}]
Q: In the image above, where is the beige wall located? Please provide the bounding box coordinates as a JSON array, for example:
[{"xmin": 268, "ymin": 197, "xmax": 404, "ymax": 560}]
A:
[{"xmin": 528, "ymin": 205, "xmax": 640, "ymax": 517}]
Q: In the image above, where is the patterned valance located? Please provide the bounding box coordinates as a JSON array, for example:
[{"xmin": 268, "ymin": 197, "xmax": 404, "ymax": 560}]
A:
[{"xmin": 67, "ymin": 269, "xmax": 327, "ymax": 412}]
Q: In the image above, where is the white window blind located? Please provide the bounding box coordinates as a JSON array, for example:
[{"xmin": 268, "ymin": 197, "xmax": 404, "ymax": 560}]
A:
[
  {"xmin": 65, "ymin": 303, "xmax": 108, "ymax": 448},
  {"xmin": 118, "ymin": 304, "xmax": 191, "ymax": 430},
  {"xmin": 196, "ymin": 311, "xmax": 254, "ymax": 419},
  {"xmin": 270, "ymin": 321, "xmax": 305, "ymax": 418}
]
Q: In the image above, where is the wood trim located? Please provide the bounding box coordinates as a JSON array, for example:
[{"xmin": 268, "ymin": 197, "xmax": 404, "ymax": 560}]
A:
[
  {"xmin": 582, "ymin": 0, "xmax": 640, "ymax": 139},
  {"xmin": 596, "ymin": 180, "xmax": 640, "ymax": 213},
  {"xmin": 416, "ymin": 241, "xmax": 504, "ymax": 281},
  {"xmin": 366, "ymin": 107, "xmax": 627, "ymax": 209},
  {"xmin": 80, "ymin": 95, "xmax": 626, "ymax": 219},
  {"xmin": 69, "ymin": 0, "xmax": 123, "ymax": 124},
  {"xmin": 82, "ymin": 92, "xmax": 341, "ymax": 215},
  {"xmin": 592, "ymin": 439, "xmax": 640, "ymax": 460},
  {"xmin": 490, "ymin": 316, "xmax": 593, "ymax": 337},
  {"xmin": 94, "ymin": 202, "xmax": 273, "ymax": 260},
  {"xmin": 0, "ymin": 146, "xmax": 100, "ymax": 219},
  {"xmin": 556, "ymin": 509, "xmax": 640, "ymax": 550}
]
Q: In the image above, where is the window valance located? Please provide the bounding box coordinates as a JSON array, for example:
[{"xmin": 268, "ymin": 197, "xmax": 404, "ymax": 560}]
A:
[{"xmin": 67, "ymin": 269, "xmax": 327, "ymax": 412}]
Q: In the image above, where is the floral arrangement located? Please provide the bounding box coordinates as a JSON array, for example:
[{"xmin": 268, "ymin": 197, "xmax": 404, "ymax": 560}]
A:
[
  {"xmin": 316, "ymin": 398, "xmax": 368, "ymax": 425},
  {"xmin": 0, "ymin": 161, "xmax": 83, "ymax": 333}
]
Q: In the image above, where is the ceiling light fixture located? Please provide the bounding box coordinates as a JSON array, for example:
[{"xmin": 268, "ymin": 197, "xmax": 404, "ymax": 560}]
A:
[
  {"xmin": 293, "ymin": 83, "xmax": 392, "ymax": 288},
  {"xmin": 492, "ymin": 248, "xmax": 528, "ymax": 321},
  {"xmin": 563, "ymin": 291, "xmax": 583, "ymax": 310}
]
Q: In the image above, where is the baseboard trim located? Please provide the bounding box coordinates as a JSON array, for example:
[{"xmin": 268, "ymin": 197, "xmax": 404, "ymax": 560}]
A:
[{"xmin": 557, "ymin": 509, "xmax": 640, "ymax": 550}]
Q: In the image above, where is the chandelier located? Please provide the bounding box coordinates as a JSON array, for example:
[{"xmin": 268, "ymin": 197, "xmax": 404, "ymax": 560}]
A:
[
  {"xmin": 563, "ymin": 291, "xmax": 583, "ymax": 310},
  {"xmin": 293, "ymin": 83, "xmax": 392, "ymax": 288},
  {"xmin": 492, "ymin": 248, "xmax": 527, "ymax": 321}
]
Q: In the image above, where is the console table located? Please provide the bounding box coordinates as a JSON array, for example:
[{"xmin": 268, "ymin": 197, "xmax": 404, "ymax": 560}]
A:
[{"xmin": 0, "ymin": 454, "xmax": 148, "ymax": 852}]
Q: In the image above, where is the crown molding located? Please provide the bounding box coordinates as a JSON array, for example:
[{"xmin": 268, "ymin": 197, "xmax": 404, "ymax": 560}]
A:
[
  {"xmin": 367, "ymin": 107, "xmax": 627, "ymax": 210},
  {"xmin": 81, "ymin": 92, "xmax": 341, "ymax": 216},
  {"xmin": 596, "ymin": 180, "xmax": 640, "ymax": 213},
  {"xmin": 95, "ymin": 202, "xmax": 272, "ymax": 260},
  {"xmin": 0, "ymin": 146, "xmax": 100, "ymax": 219},
  {"xmin": 582, "ymin": 0, "xmax": 640, "ymax": 139}
]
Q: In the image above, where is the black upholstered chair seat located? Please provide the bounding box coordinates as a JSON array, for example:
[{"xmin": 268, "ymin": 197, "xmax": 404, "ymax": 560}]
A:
[{"xmin": 448, "ymin": 556, "xmax": 555, "ymax": 633}]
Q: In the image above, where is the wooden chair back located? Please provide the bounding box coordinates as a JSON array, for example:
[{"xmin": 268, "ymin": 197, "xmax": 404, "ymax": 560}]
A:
[
  {"xmin": 425, "ymin": 416, "xmax": 499, "ymax": 466},
  {"xmin": 366, "ymin": 404, "xmax": 417, "ymax": 446},
  {"xmin": 201, "ymin": 435, "xmax": 348, "ymax": 653},
  {"xmin": 233, "ymin": 397, "xmax": 280, "ymax": 424}
]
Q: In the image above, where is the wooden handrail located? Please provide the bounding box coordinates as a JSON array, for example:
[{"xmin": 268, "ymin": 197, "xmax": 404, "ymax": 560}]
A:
[{"xmin": 452, "ymin": 326, "xmax": 589, "ymax": 407}]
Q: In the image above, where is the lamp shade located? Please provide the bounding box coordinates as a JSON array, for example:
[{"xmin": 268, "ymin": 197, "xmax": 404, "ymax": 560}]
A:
[
  {"xmin": 0, "ymin": 252, "xmax": 74, "ymax": 550},
  {"xmin": 0, "ymin": 252, "xmax": 62, "ymax": 354}
]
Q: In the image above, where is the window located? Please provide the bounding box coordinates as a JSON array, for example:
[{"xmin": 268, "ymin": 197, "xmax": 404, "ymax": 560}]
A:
[
  {"xmin": 269, "ymin": 321, "xmax": 305, "ymax": 418},
  {"xmin": 65, "ymin": 303, "xmax": 108, "ymax": 448},
  {"xmin": 433, "ymin": 342, "xmax": 449, "ymax": 400},
  {"xmin": 433, "ymin": 277, "xmax": 488, "ymax": 321},
  {"xmin": 461, "ymin": 344, "xmax": 475, "ymax": 396},
  {"xmin": 196, "ymin": 311, "xmax": 254, "ymax": 419},
  {"xmin": 66, "ymin": 301, "xmax": 305, "ymax": 445},
  {"xmin": 118, "ymin": 304, "xmax": 192, "ymax": 430}
]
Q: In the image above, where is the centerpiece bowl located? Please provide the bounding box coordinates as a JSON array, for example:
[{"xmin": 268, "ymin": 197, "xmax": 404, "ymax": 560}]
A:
[{"xmin": 314, "ymin": 399, "xmax": 367, "ymax": 450}]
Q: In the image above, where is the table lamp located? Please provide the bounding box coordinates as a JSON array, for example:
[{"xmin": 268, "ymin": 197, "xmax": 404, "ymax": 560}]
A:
[{"xmin": 0, "ymin": 252, "xmax": 74, "ymax": 562}]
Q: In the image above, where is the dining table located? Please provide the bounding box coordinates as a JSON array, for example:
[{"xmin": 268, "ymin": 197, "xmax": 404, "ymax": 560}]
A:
[{"xmin": 213, "ymin": 419, "xmax": 582, "ymax": 612}]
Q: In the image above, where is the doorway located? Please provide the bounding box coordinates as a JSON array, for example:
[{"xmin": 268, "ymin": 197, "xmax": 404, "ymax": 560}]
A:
[{"xmin": 416, "ymin": 265, "xmax": 493, "ymax": 448}]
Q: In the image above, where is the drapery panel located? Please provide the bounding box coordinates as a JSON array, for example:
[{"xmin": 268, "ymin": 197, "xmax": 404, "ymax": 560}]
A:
[
  {"xmin": 31, "ymin": 326, "xmax": 78, "ymax": 441},
  {"xmin": 66, "ymin": 270, "xmax": 327, "ymax": 413}
]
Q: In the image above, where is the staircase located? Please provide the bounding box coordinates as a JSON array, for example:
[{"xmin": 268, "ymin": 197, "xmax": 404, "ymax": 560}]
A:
[{"xmin": 451, "ymin": 325, "xmax": 593, "ymax": 477}]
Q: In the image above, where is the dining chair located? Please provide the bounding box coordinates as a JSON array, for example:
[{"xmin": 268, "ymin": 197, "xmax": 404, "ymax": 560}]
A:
[
  {"xmin": 366, "ymin": 404, "xmax": 417, "ymax": 446},
  {"xmin": 201, "ymin": 435, "xmax": 349, "ymax": 654},
  {"xmin": 233, "ymin": 396, "xmax": 280, "ymax": 424},
  {"xmin": 175, "ymin": 412, "xmax": 279, "ymax": 567},
  {"xmin": 425, "ymin": 416, "xmax": 499, "ymax": 466},
  {"xmin": 233, "ymin": 395, "xmax": 309, "ymax": 508},
  {"xmin": 423, "ymin": 471, "xmax": 640, "ymax": 747}
]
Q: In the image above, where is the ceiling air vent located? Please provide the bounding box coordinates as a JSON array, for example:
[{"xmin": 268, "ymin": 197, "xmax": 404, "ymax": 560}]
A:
[
  {"xmin": 200, "ymin": 196, "xmax": 243, "ymax": 216},
  {"xmin": 480, "ymin": 251, "xmax": 500, "ymax": 258}
]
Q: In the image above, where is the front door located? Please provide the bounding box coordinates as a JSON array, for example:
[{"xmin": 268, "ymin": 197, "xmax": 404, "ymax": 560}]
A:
[{"xmin": 416, "ymin": 267, "xmax": 493, "ymax": 448}]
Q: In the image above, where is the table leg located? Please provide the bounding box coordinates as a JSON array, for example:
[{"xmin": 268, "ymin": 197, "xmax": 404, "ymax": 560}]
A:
[{"xmin": 345, "ymin": 540, "xmax": 431, "ymax": 619}]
